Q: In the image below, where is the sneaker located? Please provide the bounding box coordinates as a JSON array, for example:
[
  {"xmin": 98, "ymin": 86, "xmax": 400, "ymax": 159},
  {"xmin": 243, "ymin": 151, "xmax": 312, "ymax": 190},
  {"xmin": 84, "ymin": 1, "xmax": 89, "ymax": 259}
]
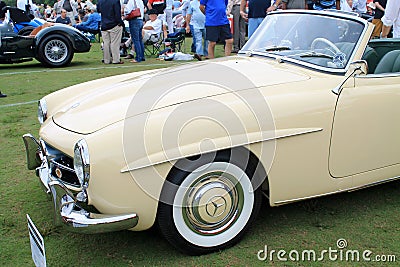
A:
[
  {"xmin": 0, "ymin": 91, "xmax": 7, "ymax": 98},
  {"xmin": 125, "ymin": 54, "xmax": 134, "ymax": 59}
]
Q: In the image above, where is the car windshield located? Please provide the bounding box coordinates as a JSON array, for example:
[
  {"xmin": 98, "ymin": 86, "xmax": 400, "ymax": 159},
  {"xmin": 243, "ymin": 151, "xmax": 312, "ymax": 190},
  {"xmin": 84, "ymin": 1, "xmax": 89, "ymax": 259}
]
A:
[{"xmin": 241, "ymin": 12, "xmax": 366, "ymax": 71}]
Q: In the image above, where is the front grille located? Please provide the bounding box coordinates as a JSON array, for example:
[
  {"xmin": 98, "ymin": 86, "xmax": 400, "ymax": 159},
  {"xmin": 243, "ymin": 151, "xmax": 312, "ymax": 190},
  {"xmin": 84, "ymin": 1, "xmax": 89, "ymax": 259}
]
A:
[{"xmin": 44, "ymin": 143, "xmax": 80, "ymax": 187}]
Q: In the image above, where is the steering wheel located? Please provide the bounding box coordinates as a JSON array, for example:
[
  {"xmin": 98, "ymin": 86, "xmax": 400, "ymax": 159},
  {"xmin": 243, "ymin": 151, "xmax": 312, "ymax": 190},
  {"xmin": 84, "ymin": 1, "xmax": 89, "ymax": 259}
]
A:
[{"xmin": 311, "ymin": 38, "xmax": 341, "ymax": 54}]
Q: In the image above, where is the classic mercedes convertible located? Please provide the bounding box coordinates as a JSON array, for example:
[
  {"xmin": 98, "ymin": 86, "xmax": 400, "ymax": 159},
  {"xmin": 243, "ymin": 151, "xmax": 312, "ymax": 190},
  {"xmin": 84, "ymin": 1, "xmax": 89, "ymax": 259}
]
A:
[
  {"xmin": 0, "ymin": 9, "xmax": 90, "ymax": 67},
  {"xmin": 23, "ymin": 10, "xmax": 399, "ymax": 255}
]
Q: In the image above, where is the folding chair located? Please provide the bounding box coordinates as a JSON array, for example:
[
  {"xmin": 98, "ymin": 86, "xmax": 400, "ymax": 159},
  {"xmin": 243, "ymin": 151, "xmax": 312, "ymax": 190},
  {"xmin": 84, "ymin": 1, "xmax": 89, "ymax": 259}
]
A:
[
  {"xmin": 144, "ymin": 33, "xmax": 163, "ymax": 56},
  {"xmin": 164, "ymin": 28, "xmax": 185, "ymax": 52}
]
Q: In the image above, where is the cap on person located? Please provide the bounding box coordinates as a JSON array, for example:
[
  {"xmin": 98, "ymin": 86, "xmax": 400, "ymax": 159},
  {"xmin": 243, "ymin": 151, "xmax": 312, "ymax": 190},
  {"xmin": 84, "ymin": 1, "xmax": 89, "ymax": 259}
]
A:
[{"xmin": 147, "ymin": 9, "xmax": 158, "ymax": 15}]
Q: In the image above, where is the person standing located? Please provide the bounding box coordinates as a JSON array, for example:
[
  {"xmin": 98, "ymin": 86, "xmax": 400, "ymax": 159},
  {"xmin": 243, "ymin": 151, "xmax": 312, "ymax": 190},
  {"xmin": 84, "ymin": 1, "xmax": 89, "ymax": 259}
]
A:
[
  {"xmin": 98, "ymin": 0, "xmax": 125, "ymax": 64},
  {"xmin": 186, "ymin": 0, "xmax": 208, "ymax": 60},
  {"xmin": 200, "ymin": 0, "xmax": 233, "ymax": 58},
  {"xmin": 381, "ymin": 0, "xmax": 400, "ymax": 38},
  {"xmin": 165, "ymin": 0, "xmax": 174, "ymax": 33},
  {"xmin": 54, "ymin": 0, "xmax": 62, "ymax": 16},
  {"xmin": 227, "ymin": 0, "xmax": 245, "ymax": 53},
  {"xmin": 352, "ymin": 0, "xmax": 367, "ymax": 14},
  {"xmin": 125, "ymin": 0, "xmax": 145, "ymax": 63},
  {"xmin": 372, "ymin": 0, "xmax": 387, "ymax": 38},
  {"xmin": 17, "ymin": 0, "xmax": 33, "ymax": 13},
  {"xmin": 59, "ymin": 0, "xmax": 78, "ymax": 25},
  {"xmin": 240, "ymin": 0, "xmax": 270, "ymax": 39}
]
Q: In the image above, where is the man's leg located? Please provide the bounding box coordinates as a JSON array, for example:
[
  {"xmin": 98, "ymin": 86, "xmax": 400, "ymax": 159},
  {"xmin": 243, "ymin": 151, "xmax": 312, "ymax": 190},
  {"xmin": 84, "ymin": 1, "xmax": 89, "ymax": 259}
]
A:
[
  {"xmin": 193, "ymin": 28, "xmax": 203, "ymax": 55},
  {"xmin": 232, "ymin": 5, "xmax": 240, "ymax": 52},
  {"xmin": 102, "ymin": 30, "xmax": 111, "ymax": 64},
  {"xmin": 208, "ymin": 41, "xmax": 216, "ymax": 59},
  {"xmin": 165, "ymin": 9, "xmax": 174, "ymax": 33},
  {"xmin": 205, "ymin": 26, "xmax": 217, "ymax": 58},
  {"xmin": 221, "ymin": 24, "xmax": 233, "ymax": 57},
  {"xmin": 202, "ymin": 28, "xmax": 209, "ymax": 57},
  {"xmin": 224, "ymin": 38, "xmax": 233, "ymax": 56},
  {"xmin": 110, "ymin": 25, "xmax": 123, "ymax": 63},
  {"xmin": 190, "ymin": 24, "xmax": 196, "ymax": 53}
]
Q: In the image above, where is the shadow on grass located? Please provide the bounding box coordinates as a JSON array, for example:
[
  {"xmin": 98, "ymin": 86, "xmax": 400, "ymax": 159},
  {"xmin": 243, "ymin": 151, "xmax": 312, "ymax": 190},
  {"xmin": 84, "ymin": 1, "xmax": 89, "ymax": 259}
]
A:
[
  {"xmin": 43, "ymin": 180, "xmax": 399, "ymax": 265},
  {"xmin": 0, "ymin": 59, "xmax": 97, "ymax": 73}
]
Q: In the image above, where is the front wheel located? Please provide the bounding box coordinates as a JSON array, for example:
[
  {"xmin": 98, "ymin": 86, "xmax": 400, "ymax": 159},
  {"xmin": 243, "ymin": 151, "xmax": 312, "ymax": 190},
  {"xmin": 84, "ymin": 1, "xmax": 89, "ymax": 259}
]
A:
[
  {"xmin": 37, "ymin": 34, "xmax": 73, "ymax": 67},
  {"xmin": 157, "ymin": 150, "xmax": 263, "ymax": 255}
]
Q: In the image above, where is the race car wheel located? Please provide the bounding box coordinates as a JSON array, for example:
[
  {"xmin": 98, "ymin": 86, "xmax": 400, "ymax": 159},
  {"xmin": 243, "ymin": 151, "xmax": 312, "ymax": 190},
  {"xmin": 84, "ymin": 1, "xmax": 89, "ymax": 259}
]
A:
[
  {"xmin": 157, "ymin": 149, "xmax": 263, "ymax": 255},
  {"xmin": 37, "ymin": 34, "xmax": 73, "ymax": 67}
]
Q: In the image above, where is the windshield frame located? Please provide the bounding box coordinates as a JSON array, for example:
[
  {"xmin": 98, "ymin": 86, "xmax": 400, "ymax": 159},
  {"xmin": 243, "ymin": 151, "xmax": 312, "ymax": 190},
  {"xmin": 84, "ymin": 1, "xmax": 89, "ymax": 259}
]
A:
[{"xmin": 239, "ymin": 10, "xmax": 370, "ymax": 74}]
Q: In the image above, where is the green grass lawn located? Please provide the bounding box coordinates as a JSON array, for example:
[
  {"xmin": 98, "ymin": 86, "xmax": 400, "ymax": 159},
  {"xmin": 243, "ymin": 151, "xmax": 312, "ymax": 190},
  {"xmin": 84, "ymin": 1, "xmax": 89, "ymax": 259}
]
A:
[{"xmin": 0, "ymin": 42, "xmax": 399, "ymax": 266}]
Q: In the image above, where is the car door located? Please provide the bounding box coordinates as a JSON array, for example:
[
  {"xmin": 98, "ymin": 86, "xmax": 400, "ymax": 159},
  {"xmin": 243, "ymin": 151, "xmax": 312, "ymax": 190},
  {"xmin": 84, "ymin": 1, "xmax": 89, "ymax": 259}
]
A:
[{"xmin": 329, "ymin": 73, "xmax": 400, "ymax": 179}]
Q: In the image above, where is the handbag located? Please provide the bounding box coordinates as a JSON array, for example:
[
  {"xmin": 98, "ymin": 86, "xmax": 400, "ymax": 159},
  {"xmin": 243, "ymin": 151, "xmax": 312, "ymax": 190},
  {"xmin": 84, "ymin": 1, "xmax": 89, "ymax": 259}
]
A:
[
  {"xmin": 125, "ymin": 8, "xmax": 141, "ymax": 20},
  {"xmin": 125, "ymin": 0, "xmax": 141, "ymax": 21}
]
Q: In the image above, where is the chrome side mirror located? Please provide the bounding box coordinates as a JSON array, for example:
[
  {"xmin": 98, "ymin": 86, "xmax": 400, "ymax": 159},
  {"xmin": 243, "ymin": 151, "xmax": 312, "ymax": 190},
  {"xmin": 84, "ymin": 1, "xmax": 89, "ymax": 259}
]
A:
[
  {"xmin": 332, "ymin": 60, "xmax": 368, "ymax": 95},
  {"xmin": 349, "ymin": 60, "xmax": 368, "ymax": 76}
]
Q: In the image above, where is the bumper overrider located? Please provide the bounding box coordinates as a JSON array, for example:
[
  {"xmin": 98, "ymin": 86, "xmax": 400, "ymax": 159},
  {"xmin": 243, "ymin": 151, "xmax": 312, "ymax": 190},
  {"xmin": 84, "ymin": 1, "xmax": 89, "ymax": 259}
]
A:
[{"xmin": 22, "ymin": 133, "xmax": 138, "ymax": 234}]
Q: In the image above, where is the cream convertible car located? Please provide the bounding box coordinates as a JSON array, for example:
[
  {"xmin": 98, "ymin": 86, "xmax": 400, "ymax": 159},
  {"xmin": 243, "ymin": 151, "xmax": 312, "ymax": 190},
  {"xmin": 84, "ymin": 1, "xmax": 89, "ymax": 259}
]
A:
[{"xmin": 24, "ymin": 10, "xmax": 399, "ymax": 255}]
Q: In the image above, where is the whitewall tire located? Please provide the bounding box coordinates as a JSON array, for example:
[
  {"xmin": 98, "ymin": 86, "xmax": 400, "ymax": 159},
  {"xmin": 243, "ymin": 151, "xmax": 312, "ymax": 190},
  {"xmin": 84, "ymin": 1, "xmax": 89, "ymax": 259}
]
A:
[{"xmin": 157, "ymin": 149, "xmax": 263, "ymax": 255}]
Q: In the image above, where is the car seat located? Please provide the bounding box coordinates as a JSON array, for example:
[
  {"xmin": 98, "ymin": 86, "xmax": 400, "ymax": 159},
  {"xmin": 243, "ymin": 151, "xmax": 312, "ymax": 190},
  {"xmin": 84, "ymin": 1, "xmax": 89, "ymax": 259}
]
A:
[
  {"xmin": 362, "ymin": 46, "xmax": 379, "ymax": 74},
  {"xmin": 374, "ymin": 50, "xmax": 400, "ymax": 74}
]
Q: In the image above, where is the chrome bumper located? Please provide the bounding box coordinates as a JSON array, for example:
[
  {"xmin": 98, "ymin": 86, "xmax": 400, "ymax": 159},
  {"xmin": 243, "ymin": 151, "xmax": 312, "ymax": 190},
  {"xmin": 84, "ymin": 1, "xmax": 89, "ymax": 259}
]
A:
[{"xmin": 22, "ymin": 133, "xmax": 139, "ymax": 234}]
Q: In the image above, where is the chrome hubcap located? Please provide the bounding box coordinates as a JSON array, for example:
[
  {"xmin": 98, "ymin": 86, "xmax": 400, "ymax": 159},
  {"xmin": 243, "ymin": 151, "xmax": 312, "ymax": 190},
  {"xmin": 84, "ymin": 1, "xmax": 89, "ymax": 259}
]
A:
[
  {"xmin": 44, "ymin": 39, "xmax": 67, "ymax": 63},
  {"xmin": 182, "ymin": 171, "xmax": 244, "ymax": 235}
]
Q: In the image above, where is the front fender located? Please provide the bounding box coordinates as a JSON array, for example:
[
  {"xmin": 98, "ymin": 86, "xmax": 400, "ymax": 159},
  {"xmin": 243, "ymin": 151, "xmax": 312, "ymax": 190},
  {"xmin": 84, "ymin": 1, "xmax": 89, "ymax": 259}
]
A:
[
  {"xmin": 34, "ymin": 25, "xmax": 91, "ymax": 53},
  {"xmin": 120, "ymin": 87, "xmax": 324, "ymax": 173}
]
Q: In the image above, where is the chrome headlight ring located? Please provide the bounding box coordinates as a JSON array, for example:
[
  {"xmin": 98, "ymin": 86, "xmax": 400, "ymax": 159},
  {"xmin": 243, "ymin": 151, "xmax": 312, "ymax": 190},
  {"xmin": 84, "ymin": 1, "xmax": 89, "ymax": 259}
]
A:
[
  {"xmin": 38, "ymin": 99, "xmax": 48, "ymax": 124},
  {"xmin": 73, "ymin": 139, "xmax": 90, "ymax": 189}
]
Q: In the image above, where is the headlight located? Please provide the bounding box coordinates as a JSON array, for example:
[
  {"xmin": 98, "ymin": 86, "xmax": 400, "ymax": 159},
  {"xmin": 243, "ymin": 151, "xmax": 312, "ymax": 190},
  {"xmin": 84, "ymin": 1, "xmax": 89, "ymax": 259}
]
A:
[
  {"xmin": 73, "ymin": 139, "xmax": 90, "ymax": 188},
  {"xmin": 38, "ymin": 99, "xmax": 48, "ymax": 124}
]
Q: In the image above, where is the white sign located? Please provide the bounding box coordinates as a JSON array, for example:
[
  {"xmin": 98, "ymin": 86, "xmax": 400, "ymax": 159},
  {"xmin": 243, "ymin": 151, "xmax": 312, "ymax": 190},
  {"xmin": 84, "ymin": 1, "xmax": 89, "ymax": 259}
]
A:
[{"xmin": 27, "ymin": 214, "xmax": 47, "ymax": 267}]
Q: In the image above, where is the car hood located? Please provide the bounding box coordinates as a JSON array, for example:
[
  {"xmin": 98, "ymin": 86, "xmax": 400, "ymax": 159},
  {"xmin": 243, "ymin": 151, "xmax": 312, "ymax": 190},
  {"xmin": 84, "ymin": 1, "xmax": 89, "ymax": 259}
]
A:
[{"xmin": 52, "ymin": 56, "xmax": 310, "ymax": 134}]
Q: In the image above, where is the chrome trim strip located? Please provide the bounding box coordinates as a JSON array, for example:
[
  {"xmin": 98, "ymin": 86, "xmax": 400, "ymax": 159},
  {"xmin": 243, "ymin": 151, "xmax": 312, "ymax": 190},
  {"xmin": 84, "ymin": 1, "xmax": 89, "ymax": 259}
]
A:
[
  {"xmin": 121, "ymin": 128, "xmax": 323, "ymax": 173},
  {"xmin": 274, "ymin": 175, "xmax": 400, "ymax": 205},
  {"xmin": 274, "ymin": 191, "xmax": 340, "ymax": 205},
  {"xmin": 357, "ymin": 73, "xmax": 400, "ymax": 78},
  {"xmin": 50, "ymin": 159, "xmax": 75, "ymax": 173},
  {"xmin": 347, "ymin": 175, "xmax": 400, "ymax": 192}
]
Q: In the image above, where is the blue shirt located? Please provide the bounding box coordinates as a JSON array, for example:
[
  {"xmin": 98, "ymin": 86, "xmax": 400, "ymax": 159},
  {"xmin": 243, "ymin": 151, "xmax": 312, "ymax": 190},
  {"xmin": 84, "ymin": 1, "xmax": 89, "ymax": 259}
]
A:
[
  {"xmin": 79, "ymin": 12, "xmax": 101, "ymax": 30},
  {"xmin": 187, "ymin": 0, "xmax": 205, "ymax": 29},
  {"xmin": 56, "ymin": 16, "xmax": 71, "ymax": 25},
  {"xmin": 200, "ymin": 0, "xmax": 229, "ymax": 27}
]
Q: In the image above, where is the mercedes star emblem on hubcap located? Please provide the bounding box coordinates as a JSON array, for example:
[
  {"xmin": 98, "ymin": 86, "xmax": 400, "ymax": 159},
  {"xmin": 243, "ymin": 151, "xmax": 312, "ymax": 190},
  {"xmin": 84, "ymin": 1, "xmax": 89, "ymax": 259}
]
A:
[{"xmin": 206, "ymin": 195, "xmax": 227, "ymax": 218}]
